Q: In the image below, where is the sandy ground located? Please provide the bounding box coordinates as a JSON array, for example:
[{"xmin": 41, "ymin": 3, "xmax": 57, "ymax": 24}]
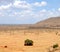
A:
[{"xmin": 0, "ymin": 29, "xmax": 60, "ymax": 52}]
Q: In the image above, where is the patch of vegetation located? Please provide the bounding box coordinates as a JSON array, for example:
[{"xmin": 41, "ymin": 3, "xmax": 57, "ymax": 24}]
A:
[
  {"xmin": 24, "ymin": 39, "xmax": 33, "ymax": 46},
  {"xmin": 4, "ymin": 46, "xmax": 7, "ymax": 48},
  {"xmin": 53, "ymin": 44, "xmax": 59, "ymax": 48}
]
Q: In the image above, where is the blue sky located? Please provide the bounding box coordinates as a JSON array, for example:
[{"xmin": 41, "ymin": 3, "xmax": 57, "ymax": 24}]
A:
[{"xmin": 0, "ymin": 0, "xmax": 60, "ymax": 24}]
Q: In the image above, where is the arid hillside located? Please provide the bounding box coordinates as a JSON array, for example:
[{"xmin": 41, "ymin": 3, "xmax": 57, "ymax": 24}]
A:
[
  {"xmin": 36, "ymin": 17, "xmax": 60, "ymax": 27},
  {"xmin": 29, "ymin": 17, "xmax": 60, "ymax": 29}
]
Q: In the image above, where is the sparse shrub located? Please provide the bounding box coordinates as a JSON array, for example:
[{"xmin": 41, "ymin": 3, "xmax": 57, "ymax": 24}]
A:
[
  {"xmin": 56, "ymin": 32, "xmax": 58, "ymax": 35},
  {"xmin": 53, "ymin": 44, "xmax": 58, "ymax": 48},
  {"xmin": 4, "ymin": 46, "xmax": 7, "ymax": 48},
  {"xmin": 24, "ymin": 39, "xmax": 33, "ymax": 46},
  {"xmin": 47, "ymin": 44, "xmax": 59, "ymax": 52}
]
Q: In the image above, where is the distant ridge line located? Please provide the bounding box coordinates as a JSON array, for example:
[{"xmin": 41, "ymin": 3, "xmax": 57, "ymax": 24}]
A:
[{"xmin": 0, "ymin": 17, "xmax": 60, "ymax": 30}]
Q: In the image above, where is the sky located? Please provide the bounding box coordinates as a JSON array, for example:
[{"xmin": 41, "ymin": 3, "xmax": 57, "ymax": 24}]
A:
[{"xmin": 0, "ymin": 0, "xmax": 60, "ymax": 24}]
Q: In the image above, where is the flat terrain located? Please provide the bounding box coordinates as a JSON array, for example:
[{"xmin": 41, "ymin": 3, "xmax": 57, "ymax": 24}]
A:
[{"xmin": 0, "ymin": 29, "xmax": 60, "ymax": 52}]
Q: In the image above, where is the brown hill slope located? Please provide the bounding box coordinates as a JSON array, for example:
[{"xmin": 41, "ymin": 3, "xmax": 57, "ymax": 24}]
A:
[
  {"xmin": 29, "ymin": 17, "xmax": 60, "ymax": 29},
  {"xmin": 36, "ymin": 17, "xmax": 60, "ymax": 27}
]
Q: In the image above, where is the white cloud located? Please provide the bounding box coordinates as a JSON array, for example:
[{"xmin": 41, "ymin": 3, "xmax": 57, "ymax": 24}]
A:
[
  {"xmin": 40, "ymin": 1, "xmax": 47, "ymax": 6},
  {"xmin": 14, "ymin": 10, "xmax": 32, "ymax": 16},
  {"xmin": 58, "ymin": 8, "xmax": 60, "ymax": 11},
  {"xmin": 40, "ymin": 9, "xmax": 47, "ymax": 13},
  {"xmin": 0, "ymin": 0, "xmax": 47, "ymax": 11},
  {"xmin": 13, "ymin": 0, "xmax": 31, "ymax": 9},
  {"xmin": 34, "ymin": 1, "xmax": 47, "ymax": 7},
  {"xmin": 0, "ymin": 3, "xmax": 12, "ymax": 10},
  {"xmin": 0, "ymin": 0, "xmax": 60, "ymax": 24}
]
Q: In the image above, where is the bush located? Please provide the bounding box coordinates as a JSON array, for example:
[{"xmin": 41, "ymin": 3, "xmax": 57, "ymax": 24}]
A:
[
  {"xmin": 4, "ymin": 46, "xmax": 7, "ymax": 48},
  {"xmin": 24, "ymin": 39, "xmax": 33, "ymax": 46},
  {"xmin": 53, "ymin": 44, "xmax": 59, "ymax": 48}
]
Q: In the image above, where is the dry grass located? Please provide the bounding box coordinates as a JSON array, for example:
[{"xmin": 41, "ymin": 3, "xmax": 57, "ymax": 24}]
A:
[{"xmin": 0, "ymin": 29, "xmax": 60, "ymax": 52}]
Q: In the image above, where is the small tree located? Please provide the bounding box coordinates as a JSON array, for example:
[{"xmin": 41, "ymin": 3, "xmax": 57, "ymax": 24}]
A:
[
  {"xmin": 24, "ymin": 39, "xmax": 33, "ymax": 46},
  {"xmin": 53, "ymin": 44, "xmax": 59, "ymax": 48}
]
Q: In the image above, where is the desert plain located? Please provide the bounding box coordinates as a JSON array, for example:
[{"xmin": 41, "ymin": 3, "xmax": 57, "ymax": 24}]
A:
[{"xmin": 0, "ymin": 29, "xmax": 60, "ymax": 52}]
